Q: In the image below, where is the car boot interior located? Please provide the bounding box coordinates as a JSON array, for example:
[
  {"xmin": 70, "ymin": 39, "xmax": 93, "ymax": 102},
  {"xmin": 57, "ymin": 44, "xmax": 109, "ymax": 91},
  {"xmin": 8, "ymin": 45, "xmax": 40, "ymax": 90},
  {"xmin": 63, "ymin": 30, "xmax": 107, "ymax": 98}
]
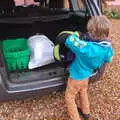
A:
[{"xmin": 0, "ymin": 0, "xmax": 88, "ymax": 88}]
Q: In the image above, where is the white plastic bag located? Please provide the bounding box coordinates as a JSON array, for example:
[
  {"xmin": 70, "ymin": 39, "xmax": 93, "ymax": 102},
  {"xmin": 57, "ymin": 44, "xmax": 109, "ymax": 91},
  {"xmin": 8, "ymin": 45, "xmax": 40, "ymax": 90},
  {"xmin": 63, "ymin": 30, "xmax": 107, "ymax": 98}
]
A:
[{"xmin": 28, "ymin": 34, "xmax": 55, "ymax": 69}]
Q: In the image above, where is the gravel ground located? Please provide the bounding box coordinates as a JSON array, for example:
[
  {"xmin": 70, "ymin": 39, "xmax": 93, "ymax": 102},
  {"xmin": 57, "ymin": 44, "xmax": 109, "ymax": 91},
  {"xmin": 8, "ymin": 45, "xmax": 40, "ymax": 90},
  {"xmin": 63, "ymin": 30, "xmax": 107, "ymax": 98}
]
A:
[{"xmin": 0, "ymin": 20, "xmax": 120, "ymax": 120}]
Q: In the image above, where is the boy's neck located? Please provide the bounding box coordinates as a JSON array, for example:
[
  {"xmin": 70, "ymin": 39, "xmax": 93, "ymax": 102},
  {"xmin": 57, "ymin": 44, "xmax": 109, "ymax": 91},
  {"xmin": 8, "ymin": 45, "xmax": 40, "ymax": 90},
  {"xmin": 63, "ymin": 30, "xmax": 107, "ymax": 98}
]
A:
[{"xmin": 84, "ymin": 32, "xmax": 110, "ymax": 42}]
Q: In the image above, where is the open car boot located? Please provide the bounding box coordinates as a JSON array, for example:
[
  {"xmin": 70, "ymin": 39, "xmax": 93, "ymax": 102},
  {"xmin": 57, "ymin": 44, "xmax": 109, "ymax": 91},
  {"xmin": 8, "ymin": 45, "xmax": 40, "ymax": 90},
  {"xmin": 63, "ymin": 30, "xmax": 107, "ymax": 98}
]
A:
[{"xmin": 0, "ymin": 0, "xmax": 105, "ymax": 101}]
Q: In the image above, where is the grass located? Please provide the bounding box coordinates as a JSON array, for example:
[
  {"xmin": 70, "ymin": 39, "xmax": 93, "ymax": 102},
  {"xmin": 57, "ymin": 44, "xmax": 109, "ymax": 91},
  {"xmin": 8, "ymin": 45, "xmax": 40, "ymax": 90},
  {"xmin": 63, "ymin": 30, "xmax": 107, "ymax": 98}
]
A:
[{"xmin": 103, "ymin": 8, "xmax": 120, "ymax": 19}]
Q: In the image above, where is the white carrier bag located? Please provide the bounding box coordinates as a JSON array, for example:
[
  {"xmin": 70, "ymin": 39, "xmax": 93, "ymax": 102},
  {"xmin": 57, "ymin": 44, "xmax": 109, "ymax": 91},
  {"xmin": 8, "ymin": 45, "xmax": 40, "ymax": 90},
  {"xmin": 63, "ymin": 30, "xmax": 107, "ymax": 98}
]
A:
[{"xmin": 28, "ymin": 34, "xmax": 55, "ymax": 69}]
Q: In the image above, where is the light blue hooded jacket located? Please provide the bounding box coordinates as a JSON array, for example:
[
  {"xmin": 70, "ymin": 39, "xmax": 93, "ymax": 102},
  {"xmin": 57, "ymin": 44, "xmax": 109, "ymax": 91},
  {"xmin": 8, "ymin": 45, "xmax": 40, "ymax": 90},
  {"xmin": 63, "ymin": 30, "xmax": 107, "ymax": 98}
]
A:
[{"xmin": 65, "ymin": 35, "xmax": 114, "ymax": 80}]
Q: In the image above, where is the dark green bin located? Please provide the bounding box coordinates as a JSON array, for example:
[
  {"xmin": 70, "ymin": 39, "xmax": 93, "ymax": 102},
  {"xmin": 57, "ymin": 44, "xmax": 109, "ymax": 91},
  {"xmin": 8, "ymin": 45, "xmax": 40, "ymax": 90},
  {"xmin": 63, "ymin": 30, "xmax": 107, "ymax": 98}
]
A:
[{"xmin": 2, "ymin": 38, "xmax": 30, "ymax": 72}]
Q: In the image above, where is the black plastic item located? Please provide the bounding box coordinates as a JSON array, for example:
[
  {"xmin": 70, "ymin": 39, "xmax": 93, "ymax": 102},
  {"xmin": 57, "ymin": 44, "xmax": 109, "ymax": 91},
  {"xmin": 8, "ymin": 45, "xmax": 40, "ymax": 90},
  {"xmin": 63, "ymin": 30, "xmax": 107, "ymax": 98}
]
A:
[
  {"xmin": 89, "ymin": 63, "xmax": 107, "ymax": 83},
  {"xmin": 54, "ymin": 31, "xmax": 76, "ymax": 67}
]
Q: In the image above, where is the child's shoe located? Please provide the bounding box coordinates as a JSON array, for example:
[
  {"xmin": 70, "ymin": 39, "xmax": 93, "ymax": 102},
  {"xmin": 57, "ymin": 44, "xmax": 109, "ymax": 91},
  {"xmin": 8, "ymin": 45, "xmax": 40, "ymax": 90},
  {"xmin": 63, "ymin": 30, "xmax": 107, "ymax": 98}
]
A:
[
  {"xmin": 83, "ymin": 115, "xmax": 98, "ymax": 120},
  {"xmin": 77, "ymin": 107, "xmax": 98, "ymax": 120}
]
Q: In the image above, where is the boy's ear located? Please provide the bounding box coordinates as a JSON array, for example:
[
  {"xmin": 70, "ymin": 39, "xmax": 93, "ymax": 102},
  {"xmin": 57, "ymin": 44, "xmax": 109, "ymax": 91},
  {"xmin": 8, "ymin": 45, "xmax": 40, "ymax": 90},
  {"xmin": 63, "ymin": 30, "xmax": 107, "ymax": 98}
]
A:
[{"xmin": 91, "ymin": 27, "xmax": 97, "ymax": 36}]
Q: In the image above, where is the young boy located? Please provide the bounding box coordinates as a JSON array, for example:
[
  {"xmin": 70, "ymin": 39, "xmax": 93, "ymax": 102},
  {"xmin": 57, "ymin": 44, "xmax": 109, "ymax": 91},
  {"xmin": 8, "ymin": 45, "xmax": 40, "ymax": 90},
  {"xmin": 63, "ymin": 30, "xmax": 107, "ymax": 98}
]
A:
[{"xmin": 57, "ymin": 16, "xmax": 114, "ymax": 120}]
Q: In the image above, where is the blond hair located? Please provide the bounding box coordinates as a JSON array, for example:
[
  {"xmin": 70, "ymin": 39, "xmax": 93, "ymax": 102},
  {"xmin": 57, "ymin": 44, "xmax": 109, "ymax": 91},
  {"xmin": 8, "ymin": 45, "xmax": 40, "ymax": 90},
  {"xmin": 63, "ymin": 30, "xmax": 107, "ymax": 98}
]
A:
[{"xmin": 87, "ymin": 15, "xmax": 112, "ymax": 40}]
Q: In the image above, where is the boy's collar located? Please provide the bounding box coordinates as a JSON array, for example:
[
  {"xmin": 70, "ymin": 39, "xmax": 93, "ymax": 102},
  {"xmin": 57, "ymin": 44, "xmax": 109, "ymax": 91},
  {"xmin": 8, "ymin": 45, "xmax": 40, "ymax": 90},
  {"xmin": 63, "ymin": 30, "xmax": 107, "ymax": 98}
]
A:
[{"xmin": 83, "ymin": 32, "xmax": 111, "ymax": 43}]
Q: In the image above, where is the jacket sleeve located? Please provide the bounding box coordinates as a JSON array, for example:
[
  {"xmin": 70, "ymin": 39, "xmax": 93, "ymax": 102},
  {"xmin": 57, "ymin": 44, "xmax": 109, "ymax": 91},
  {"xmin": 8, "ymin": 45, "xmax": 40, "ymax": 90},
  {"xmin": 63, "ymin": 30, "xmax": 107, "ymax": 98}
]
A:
[
  {"xmin": 65, "ymin": 35, "xmax": 88, "ymax": 55},
  {"xmin": 104, "ymin": 46, "xmax": 114, "ymax": 63}
]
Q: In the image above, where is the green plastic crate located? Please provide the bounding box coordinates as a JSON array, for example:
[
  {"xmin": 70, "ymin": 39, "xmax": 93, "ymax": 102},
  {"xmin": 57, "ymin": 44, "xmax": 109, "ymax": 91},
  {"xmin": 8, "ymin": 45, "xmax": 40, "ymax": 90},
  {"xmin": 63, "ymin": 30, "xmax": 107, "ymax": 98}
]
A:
[{"xmin": 2, "ymin": 38, "xmax": 30, "ymax": 72}]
